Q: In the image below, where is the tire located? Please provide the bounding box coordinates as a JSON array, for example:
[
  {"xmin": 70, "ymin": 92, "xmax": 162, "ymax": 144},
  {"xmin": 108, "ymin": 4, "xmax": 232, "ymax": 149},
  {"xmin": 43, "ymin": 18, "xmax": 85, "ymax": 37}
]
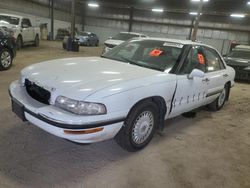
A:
[
  {"xmin": 0, "ymin": 48, "xmax": 13, "ymax": 71},
  {"xmin": 115, "ymin": 101, "xmax": 159, "ymax": 152},
  {"xmin": 16, "ymin": 36, "xmax": 22, "ymax": 50},
  {"xmin": 207, "ymin": 84, "xmax": 229, "ymax": 111},
  {"xmin": 95, "ymin": 40, "xmax": 99, "ymax": 46},
  {"xmin": 34, "ymin": 35, "xmax": 39, "ymax": 47}
]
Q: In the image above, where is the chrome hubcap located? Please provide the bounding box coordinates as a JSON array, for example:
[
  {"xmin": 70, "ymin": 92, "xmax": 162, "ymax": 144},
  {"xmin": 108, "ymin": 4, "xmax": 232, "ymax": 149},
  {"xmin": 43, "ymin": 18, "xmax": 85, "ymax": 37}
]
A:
[
  {"xmin": 132, "ymin": 111, "xmax": 154, "ymax": 145},
  {"xmin": 218, "ymin": 88, "xmax": 226, "ymax": 107},
  {"xmin": 1, "ymin": 51, "xmax": 11, "ymax": 68}
]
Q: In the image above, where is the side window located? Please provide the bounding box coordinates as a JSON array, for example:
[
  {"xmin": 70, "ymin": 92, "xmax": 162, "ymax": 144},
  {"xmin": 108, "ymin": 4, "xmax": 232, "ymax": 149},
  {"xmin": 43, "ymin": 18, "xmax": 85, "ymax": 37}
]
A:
[
  {"xmin": 21, "ymin": 19, "xmax": 31, "ymax": 28},
  {"xmin": 179, "ymin": 46, "xmax": 206, "ymax": 74},
  {"xmin": 116, "ymin": 43, "xmax": 139, "ymax": 58},
  {"xmin": 205, "ymin": 47, "xmax": 224, "ymax": 72}
]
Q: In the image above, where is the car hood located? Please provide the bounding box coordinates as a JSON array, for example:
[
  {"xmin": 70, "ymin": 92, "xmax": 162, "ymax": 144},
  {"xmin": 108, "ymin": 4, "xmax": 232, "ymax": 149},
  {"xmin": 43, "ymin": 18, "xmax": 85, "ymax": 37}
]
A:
[
  {"xmin": 21, "ymin": 57, "xmax": 162, "ymax": 102},
  {"xmin": 105, "ymin": 39, "xmax": 124, "ymax": 46},
  {"xmin": 225, "ymin": 57, "xmax": 250, "ymax": 67}
]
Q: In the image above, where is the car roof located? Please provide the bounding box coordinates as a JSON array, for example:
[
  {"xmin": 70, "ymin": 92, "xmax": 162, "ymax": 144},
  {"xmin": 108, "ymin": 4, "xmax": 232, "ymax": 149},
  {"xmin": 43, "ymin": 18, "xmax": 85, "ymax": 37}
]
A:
[
  {"xmin": 0, "ymin": 13, "xmax": 22, "ymax": 19},
  {"xmin": 120, "ymin": 32, "xmax": 146, "ymax": 36},
  {"xmin": 138, "ymin": 37, "xmax": 215, "ymax": 49},
  {"xmin": 235, "ymin": 45, "xmax": 250, "ymax": 50}
]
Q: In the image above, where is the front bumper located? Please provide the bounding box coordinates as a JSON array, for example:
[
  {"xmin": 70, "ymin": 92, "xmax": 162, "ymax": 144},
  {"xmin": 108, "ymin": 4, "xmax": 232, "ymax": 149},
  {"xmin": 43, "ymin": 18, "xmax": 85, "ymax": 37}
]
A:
[
  {"xmin": 231, "ymin": 67, "xmax": 250, "ymax": 81},
  {"xmin": 9, "ymin": 80, "xmax": 125, "ymax": 143}
]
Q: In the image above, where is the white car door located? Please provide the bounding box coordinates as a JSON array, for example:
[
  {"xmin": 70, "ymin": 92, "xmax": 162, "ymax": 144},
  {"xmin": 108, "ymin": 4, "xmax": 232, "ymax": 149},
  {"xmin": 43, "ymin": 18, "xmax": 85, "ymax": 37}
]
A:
[
  {"xmin": 203, "ymin": 47, "xmax": 227, "ymax": 104},
  {"xmin": 169, "ymin": 45, "xmax": 208, "ymax": 117},
  {"xmin": 21, "ymin": 18, "xmax": 32, "ymax": 42}
]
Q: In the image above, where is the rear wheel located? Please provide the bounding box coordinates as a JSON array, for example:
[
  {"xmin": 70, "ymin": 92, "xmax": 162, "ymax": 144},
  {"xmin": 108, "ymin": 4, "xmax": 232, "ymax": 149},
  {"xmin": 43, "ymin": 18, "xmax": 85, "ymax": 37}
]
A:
[
  {"xmin": 16, "ymin": 36, "xmax": 22, "ymax": 50},
  {"xmin": 208, "ymin": 85, "xmax": 229, "ymax": 111},
  {"xmin": 0, "ymin": 48, "xmax": 13, "ymax": 71},
  {"xmin": 115, "ymin": 101, "xmax": 159, "ymax": 152},
  {"xmin": 95, "ymin": 40, "xmax": 99, "ymax": 46}
]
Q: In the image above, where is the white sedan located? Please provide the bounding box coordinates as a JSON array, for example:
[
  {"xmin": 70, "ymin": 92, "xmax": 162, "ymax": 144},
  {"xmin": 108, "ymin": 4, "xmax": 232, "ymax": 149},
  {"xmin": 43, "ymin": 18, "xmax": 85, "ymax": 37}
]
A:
[{"xmin": 9, "ymin": 38, "xmax": 235, "ymax": 151}]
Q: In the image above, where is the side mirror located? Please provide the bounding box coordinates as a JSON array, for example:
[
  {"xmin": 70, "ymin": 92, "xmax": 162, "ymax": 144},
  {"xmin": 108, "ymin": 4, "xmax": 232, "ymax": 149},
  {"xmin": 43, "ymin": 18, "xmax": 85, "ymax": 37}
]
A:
[
  {"xmin": 222, "ymin": 54, "xmax": 227, "ymax": 58},
  {"xmin": 108, "ymin": 36, "xmax": 112, "ymax": 39},
  {"xmin": 188, "ymin": 69, "xmax": 205, "ymax": 79}
]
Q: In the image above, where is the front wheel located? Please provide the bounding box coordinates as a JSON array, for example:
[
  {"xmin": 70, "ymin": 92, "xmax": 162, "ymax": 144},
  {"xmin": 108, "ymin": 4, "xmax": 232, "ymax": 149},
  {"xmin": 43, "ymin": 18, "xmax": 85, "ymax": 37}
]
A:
[
  {"xmin": 16, "ymin": 36, "xmax": 22, "ymax": 50},
  {"xmin": 208, "ymin": 85, "xmax": 229, "ymax": 111},
  {"xmin": 115, "ymin": 101, "xmax": 159, "ymax": 152},
  {"xmin": 0, "ymin": 48, "xmax": 13, "ymax": 71},
  {"xmin": 34, "ymin": 35, "xmax": 39, "ymax": 47}
]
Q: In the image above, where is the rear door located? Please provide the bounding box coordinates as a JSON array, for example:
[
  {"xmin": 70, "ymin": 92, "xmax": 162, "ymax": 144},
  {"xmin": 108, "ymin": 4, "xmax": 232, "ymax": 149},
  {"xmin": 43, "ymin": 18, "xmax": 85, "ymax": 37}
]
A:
[
  {"xmin": 203, "ymin": 46, "xmax": 226, "ymax": 104},
  {"xmin": 169, "ymin": 45, "xmax": 208, "ymax": 117}
]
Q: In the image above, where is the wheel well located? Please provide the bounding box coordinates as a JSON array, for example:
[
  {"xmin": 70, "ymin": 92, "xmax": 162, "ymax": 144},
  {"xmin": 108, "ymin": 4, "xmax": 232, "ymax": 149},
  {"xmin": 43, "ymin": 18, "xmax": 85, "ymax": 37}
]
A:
[
  {"xmin": 127, "ymin": 96, "xmax": 167, "ymax": 130},
  {"xmin": 17, "ymin": 34, "xmax": 22, "ymax": 40}
]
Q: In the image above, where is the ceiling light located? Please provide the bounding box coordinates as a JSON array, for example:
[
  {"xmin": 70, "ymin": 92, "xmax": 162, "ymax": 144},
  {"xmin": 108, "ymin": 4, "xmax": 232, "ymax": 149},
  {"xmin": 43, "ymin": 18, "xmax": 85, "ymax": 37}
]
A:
[
  {"xmin": 191, "ymin": 0, "xmax": 209, "ymax": 2},
  {"xmin": 189, "ymin": 12, "xmax": 198, "ymax": 15},
  {"xmin": 247, "ymin": 2, "xmax": 250, "ymax": 5},
  {"xmin": 152, "ymin": 8, "xmax": 164, "ymax": 12},
  {"xmin": 88, "ymin": 3, "xmax": 99, "ymax": 7},
  {"xmin": 230, "ymin": 14, "xmax": 245, "ymax": 18}
]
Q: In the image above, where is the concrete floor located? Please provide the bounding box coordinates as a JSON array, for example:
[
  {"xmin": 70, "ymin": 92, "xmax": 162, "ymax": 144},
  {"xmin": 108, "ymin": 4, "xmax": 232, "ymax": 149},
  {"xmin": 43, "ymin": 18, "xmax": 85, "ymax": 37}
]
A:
[{"xmin": 0, "ymin": 41, "xmax": 249, "ymax": 188}]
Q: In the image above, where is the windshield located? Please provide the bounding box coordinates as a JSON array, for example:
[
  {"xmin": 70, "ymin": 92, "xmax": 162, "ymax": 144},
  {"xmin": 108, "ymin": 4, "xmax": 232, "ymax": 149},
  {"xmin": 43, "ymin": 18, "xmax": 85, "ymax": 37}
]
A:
[
  {"xmin": 102, "ymin": 39, "xmax": 184, "ymax": 72},
  {"xmin": 0, "ymin": 15, "xmax": 19, "ymax": 25},
  {"xmin": 77, "ymin": 32, "xmax": 89, "ymax": 36},
  {"xmin": 228, "ymin": 50, "xmax": 250, "ymax": 59},
  {"xmin": 112, "ymin": 33, "xmax": 139, "ymax": 41}
]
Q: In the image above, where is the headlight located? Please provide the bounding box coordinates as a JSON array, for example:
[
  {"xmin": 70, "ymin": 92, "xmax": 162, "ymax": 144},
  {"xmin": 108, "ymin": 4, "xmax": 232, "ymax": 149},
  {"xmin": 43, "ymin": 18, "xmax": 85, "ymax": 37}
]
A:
[{"xmin": 55, "ymin": 96, "xmax": 107, "ymax": 115}]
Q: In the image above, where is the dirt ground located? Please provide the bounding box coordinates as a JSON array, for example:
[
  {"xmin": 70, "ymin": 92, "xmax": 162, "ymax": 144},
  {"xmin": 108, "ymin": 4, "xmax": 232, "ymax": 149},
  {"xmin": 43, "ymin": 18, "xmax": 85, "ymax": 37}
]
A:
[{"xmin": 0, "ymin": 41, "xmax": 249, "ymax": 188}]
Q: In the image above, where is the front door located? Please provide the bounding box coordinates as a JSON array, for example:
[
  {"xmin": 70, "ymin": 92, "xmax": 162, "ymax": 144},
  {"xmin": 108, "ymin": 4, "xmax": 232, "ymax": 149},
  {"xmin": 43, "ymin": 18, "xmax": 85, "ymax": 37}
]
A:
[
  {"xmin": 169, "ymin": 45, "xmax": 208, "ymax": 117},
  {"xmin": 21, "ymin": 18, "xmax": 32, "ymax": 42}
]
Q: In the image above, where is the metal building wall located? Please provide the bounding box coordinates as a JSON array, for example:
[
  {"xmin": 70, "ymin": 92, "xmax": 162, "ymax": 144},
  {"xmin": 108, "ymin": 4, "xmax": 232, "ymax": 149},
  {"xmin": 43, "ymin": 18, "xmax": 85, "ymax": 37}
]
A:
[
  {"xmin": 0, "ymin": 0, "xmax": 83, "ymax": 38},
  {"xmin": 84, "ymin": 7, "xmax": 250, "ymax": 53}
]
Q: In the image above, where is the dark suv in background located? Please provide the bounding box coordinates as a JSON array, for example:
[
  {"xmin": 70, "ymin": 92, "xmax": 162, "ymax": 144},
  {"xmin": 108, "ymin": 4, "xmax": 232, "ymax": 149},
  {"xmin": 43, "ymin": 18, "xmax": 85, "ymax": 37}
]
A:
[
  {"xmin": 224, "ymin": 45, "xmax": 250, "ymax": 82},
  {"xmin": 0, "ymin": 28, "xmax": 16, "ymax": 70}
]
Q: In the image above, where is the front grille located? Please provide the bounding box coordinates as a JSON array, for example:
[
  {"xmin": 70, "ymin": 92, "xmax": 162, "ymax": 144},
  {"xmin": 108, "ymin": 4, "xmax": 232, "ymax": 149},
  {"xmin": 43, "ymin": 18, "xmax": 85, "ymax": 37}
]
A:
[
  {"xmin": 105, "ymin": 43, "xmax": 116, "ymax": 48},
  {"xmin": 25, "ymin": 79, "xmax": 51, "ymax": 105}
]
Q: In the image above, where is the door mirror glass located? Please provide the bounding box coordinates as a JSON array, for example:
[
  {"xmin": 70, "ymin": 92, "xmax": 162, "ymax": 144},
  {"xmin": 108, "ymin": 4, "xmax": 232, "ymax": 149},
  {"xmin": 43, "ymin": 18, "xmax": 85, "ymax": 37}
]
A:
[{"xmin": 188, "ymin": 69, "xmax": 205, "ymax": 79}]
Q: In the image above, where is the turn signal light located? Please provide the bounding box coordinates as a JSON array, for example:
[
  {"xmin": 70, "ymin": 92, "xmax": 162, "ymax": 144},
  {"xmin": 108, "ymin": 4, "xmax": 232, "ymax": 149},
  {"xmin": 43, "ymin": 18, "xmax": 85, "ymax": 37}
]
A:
[{"xmin": 64, "ymin": 127, "xmax": 104, "ymax": 135}]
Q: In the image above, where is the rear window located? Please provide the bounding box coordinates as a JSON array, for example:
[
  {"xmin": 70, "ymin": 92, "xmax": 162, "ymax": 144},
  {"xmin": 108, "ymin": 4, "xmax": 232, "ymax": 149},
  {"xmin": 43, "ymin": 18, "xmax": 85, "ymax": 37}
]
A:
[{"xmin": 112, "ymin": 33, "xmax": 139, "ymax": 41}]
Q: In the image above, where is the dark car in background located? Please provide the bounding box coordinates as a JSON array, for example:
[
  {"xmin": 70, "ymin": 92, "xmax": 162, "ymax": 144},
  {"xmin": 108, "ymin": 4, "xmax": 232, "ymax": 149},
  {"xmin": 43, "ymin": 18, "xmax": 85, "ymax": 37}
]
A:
[
  {"xmin": 75, "ymin": 31, "xmax": 99, "ymax": 46},
  {"xmin": 0, "ymin": 27, "xmax": 16, "ymax": 70},
  {"xmin": 56, "ymin": 28, "xmax": 70, "ymax": 40},
  {"xmin": 224, "ymin": 45, "xmax": 250, "ymax": 81}
]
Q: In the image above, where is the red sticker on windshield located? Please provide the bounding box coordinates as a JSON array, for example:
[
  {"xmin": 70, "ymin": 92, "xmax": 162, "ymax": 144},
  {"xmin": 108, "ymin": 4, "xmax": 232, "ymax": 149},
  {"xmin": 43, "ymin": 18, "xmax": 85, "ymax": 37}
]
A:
[
  {"xmin": 198, "ymin": 54, "xmax": 205, "ymax": 65},
  {"xmin": 149, "ymin": 49, "xmax": 163, "ymax": 57}
]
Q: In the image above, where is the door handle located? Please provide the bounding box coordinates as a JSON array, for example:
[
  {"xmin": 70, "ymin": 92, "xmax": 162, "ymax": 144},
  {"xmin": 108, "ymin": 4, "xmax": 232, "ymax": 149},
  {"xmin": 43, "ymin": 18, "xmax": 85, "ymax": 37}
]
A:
[{"xmin": 202, "ymin": 78, "xmax": 210, "ymax": 82}]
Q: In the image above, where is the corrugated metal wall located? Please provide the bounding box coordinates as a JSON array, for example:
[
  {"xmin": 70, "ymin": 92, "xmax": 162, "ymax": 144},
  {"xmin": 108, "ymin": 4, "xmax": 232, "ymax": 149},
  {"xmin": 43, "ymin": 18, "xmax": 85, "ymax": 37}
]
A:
[
  {"xmin": 85, "ymin": 7, "xmax": 250, "ymax": 53},
  {"xmin": 1, "ymin": 0, "xmax": 249, "ymax": 53}
]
